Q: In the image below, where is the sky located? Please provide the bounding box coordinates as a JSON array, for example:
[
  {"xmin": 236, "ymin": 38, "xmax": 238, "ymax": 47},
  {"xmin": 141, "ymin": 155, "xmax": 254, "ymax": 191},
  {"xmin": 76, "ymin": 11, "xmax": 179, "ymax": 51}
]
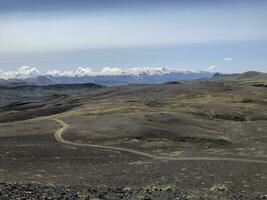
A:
[{"xmin": 0, "ymin": 0, "xmax": 267, "ymax": 74}]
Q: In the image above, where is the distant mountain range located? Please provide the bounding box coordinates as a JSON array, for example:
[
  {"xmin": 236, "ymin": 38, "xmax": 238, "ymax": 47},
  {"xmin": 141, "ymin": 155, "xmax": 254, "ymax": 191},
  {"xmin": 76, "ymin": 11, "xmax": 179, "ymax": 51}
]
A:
[
  {"xmin": 1, "ymin": 67, "xmax": 266, "ymax": 87},
  {"xmin": 0, "ymin": 76, "xmax": 53, "ymax": 86},
  {"xmin": 0, "ymin": 68, "xmax": 215, "ymax": 86}
]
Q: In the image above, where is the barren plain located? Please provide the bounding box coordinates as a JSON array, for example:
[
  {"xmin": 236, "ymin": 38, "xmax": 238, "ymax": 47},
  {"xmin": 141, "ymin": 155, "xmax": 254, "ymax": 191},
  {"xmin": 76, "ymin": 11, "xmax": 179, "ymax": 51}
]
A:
[{"xmin": 0, "ymin": 72, "xmax": 267, "ymax": 199}]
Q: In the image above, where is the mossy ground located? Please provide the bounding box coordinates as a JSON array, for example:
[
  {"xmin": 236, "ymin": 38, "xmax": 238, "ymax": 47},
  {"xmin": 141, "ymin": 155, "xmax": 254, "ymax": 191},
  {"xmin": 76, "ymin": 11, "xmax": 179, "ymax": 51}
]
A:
[{"xmin": 0, "ymin": 77, "xmax": 266, "ymax": 195}]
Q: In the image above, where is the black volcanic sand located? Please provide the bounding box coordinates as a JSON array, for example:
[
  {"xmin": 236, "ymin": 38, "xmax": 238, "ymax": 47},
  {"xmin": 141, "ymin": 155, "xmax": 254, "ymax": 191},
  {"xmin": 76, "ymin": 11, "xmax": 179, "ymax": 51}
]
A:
[
  {"xmin": 0, "ymin": 76, "xmax": 267, "ymax": 199},
  {"xmin": 1, "ymin": 182, "xmax": 266, "ymax": 200}
]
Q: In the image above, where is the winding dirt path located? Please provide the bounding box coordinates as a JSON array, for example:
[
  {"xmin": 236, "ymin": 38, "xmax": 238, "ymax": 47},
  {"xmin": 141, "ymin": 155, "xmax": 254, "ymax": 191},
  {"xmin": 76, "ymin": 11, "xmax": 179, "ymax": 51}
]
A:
[{"xmin": 53, "ymin": 118, "xmax": 267, "ymax": 164}]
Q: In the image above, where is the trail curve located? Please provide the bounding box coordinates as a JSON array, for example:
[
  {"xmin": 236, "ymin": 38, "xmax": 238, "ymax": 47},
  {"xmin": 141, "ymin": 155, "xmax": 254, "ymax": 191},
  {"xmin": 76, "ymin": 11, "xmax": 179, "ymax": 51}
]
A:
[{"xmin": 53, "ymin": 118, "xmax": 267, "ymax": 164}]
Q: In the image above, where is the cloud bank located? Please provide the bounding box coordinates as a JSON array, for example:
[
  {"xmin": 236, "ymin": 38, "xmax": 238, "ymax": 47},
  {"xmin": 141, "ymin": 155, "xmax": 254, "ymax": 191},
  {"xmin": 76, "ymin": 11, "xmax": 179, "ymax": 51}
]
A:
[
  {"xmin": 0, "ymin": 66, "xmax": 201, "ymax": 79},
  {"xmin": 48, "ymin": 67, "xmax": 195, "ymax": 77},
  {"xmin": 0, "ymin": 66, "xmax": 40, "ymax": 79}
]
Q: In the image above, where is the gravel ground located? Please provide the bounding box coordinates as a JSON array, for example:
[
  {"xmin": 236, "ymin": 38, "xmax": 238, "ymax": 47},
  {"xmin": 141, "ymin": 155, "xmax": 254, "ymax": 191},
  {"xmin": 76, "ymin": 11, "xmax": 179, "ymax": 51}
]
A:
[{"xmin": 0, "ymin": 183, "xmax": 266, "ymax": 200}]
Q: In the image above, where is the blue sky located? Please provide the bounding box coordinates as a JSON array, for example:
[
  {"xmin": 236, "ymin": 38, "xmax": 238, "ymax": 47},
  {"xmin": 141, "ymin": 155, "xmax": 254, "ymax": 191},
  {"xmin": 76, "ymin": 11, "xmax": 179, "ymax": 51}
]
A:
[{"xmin": 0, "ymin": 0, "xmax": 266, "ymax": 73}]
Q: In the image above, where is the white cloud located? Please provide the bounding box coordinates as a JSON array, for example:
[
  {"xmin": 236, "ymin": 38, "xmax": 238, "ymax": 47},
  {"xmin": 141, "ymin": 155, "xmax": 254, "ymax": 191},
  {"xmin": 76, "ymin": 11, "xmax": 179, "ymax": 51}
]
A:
[
  {"xmin": 208, "ymin": 66, "xmax": 217, "ymax": 70},
  {"xmin": 48, "ymin": 67, "xmax": 93, "ymax": 77},
  {"xmin": 101, "ymin": 67, "xmax": 123, "ymax": 75},
  {"xmin": 125, "ymin": 67, "xmax": 191, "ymax": 75},
  {"xmin": 49, "ymin": 67, "xmax": 176, "ymax": 76},
  {"xmin": 19, "ymin": 66, "xmax": 195, "ymax": 78},
  {"xmin": 127, "ymin": 67, "xmax": 166, "ymax": 75},
  {"xmin": 47, "ymin": 70, "xmax": 62, "ymax": 77},
  {"xmin": 0, "ymin": 66, "xmax": 202, "ymax": 79},
  {"xmin": 75, "ymin": 67, "xmax": 92, "ymax": 77},
  {"xmin": 224, "ymin": 57, "xmax": 233, "ymax": 61},
  {"xmin": 0, "ymin": 66, "xmax": 40, "ymax": 79}
]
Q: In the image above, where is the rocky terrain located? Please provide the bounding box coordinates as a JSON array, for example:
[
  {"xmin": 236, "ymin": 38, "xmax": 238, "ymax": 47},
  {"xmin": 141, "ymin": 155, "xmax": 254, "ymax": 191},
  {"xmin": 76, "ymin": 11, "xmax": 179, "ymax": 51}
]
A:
[
  {"xmin": 1, "ymin": 183, "xmax": 266, "ymax": 200},
  {"xmin": 0, "ymin": 71, "xmax": 266, "ymax": 199}
]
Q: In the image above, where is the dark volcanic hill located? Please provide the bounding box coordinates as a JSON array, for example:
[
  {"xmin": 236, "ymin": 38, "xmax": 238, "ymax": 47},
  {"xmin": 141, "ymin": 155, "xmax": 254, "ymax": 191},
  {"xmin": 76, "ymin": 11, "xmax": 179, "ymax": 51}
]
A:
[
  {"xmin": 213, "ymin": 71, "xmax": 267, "ymax": 87},
  {"xmin": 0, "ymin": 78, "xmax": 7, "ymax": 85}
]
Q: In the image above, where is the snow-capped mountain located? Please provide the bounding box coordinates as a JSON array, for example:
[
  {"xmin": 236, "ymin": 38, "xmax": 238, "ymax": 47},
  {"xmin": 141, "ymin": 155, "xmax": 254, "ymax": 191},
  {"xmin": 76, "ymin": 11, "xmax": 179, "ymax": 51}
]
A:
[
  {"xmin": 1, "ymin": 66, "xmax": 215, "ymax": 86},
  {"xmin": 47, "ymin": 68, "xmax": 214, "ymax": 85}
]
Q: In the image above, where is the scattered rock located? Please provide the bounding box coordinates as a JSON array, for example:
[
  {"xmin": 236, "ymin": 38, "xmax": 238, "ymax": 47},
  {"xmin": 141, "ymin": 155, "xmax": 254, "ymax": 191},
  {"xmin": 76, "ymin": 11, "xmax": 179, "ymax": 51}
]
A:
[{"xmin": 0, "ymin": 183, "xmax": 263, "ymax": 200}]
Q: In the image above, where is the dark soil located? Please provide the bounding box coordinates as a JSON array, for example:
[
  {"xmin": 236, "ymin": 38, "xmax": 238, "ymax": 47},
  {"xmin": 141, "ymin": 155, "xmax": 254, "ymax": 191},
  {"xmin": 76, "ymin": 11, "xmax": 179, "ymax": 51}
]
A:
[
  {"xmin": 0, "ymin": 183, "xmax": 265, "ymax": 200},
  {"xmin": 0, "ymin": 75, "xmax": 267, "ymax": 199}
]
